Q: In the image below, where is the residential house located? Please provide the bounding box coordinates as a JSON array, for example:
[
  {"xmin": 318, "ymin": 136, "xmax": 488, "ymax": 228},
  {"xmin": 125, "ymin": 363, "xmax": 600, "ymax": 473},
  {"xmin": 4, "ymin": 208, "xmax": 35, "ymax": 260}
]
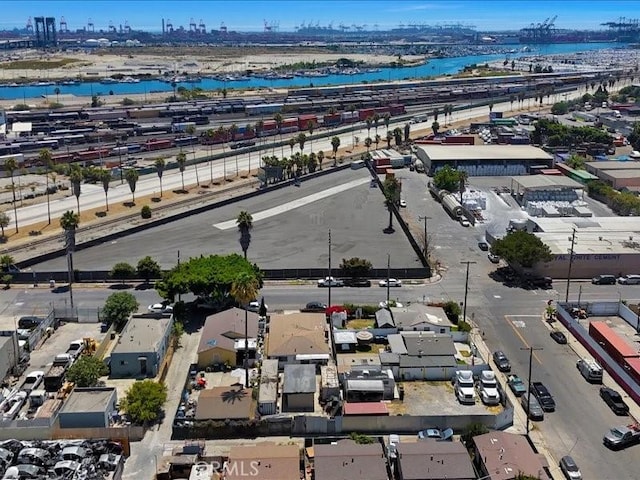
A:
[
  {"xmin": 109, "ymin": 314, "xmax": 173, "ymax": 378},
  {"xmin": 197, "ymin": 308, "xmax": 259, "ymax": 369},
  {"xmin": 320, "ymin": 365, "xmax": 340, "ymax": 402},
  {"xmin": 391, "ymin": 305, "xmax": 452, "ymax": 334},
  {"xmin": 334, "ymin": 330, "xmax": 358, "ymax": 352},
  {"xmin": 194, "ymin": 386, "xmax": 253, "ymax": 421},
  {"xmin": 395, "ymin": 440, "xmax": 475, "ymax": 480},
  {"xmin": 58, "ymin": 387, "xmax": 117, "ymax": 429},
  {"xmin": 382, "ymin": 332, "xmax": 458, "ymax": 380},
  {"xmin": 224, "ymin": 443, "xmax": 300, "ymax": 480},
  {"xmin": 282, "ymin": 364, "xmax": 316, "ymax": 412},
  {"xmin": 472, "ymin": 431, "xmax": 551, "ymax": 480},
  {"xmin": 258, "ymin": 359, "xmax": 279, "ymax": 415},
  {"xmin": 266, "ymin": 313, "xmax": 330, "ymax": 367},
  {"xmin": 314, "ymin": 439, "xmax": 389, "ymax": 480},
  {"xmin": 343, "ymin": 368, "xmax": 395, "ymax": 401}
]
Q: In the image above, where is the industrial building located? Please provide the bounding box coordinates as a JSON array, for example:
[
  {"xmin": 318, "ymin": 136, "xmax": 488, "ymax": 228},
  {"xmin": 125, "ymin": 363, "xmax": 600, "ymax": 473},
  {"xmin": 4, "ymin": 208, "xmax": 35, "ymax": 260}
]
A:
[
  {"xmin": 415, "ymin": 145, "xmax": 553, "ymax": 176},
  {"xmin": 109, "ymin": 314, "xmax": 173, "ymax": 378},
  {"xmin": 529, "ymin": 217, "xmax": 640, "ymax": 278},
  {"xmin": 57, "ymin": 387, "xmax": 118, "ymax": 429},
  {"xmin": 585, "ymin": 161, "xmax": 640, "ymax": 190},
  {"xmin": 509, "ymin": 175, "xmax": 587, "ymax": 217}
]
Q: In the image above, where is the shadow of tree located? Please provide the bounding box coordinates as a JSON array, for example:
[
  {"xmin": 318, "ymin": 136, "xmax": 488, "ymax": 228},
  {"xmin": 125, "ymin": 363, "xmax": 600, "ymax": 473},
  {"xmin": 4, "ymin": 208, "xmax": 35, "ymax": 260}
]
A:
[
  {"xmin": 95, "ymin": 211, "xmax": 107, "ymax": 218},
  {"xmin": 221, "ymin": 387, "xmax": 247, "ymax": 404},
  {"xmin": 109, "ymin": 283, "xmax": 132, "ymax": 290}
]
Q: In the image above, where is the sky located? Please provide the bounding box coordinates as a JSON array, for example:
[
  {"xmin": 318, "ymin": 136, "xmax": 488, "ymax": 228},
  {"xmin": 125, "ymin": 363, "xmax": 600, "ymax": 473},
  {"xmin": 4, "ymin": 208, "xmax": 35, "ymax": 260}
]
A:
[{"xmin": 2, "ymin": 1, "xmax": 639, "ymax": 33}]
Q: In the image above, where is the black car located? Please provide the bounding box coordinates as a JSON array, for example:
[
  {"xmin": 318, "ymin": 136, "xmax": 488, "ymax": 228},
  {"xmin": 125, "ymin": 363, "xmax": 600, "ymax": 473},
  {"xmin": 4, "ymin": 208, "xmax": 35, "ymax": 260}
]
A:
[
  {"xmin": 600, "ymin": 386, "xmax": 629, "ymax": 415},
  {"xmin": 301, "ymin": 301, "xmax": 327, "ymax": 313},
  {"xmin": 592, "ymin": 274, "xmax": 617, "ymax": 285},
  {"xmin": 531, "ymin": 382, "xmax": 556, "ymax": 412},
  {"xmin": 478, "ymin": 241, "xmax": 489, "ymax": 251},
  {"xmin": 550, "ymin": 330, "xmax": 567, "ymax": 344},
  {"xmin": 493, "ymin": 351, "xmax": 511, "ymax": 372},
  {"xmin": 18, "ymin": 316, "xmax": 44, "ymax": 330},
  {"xmin": 343, "ymin": 278, "xmax": 372, "ymax": 287}
]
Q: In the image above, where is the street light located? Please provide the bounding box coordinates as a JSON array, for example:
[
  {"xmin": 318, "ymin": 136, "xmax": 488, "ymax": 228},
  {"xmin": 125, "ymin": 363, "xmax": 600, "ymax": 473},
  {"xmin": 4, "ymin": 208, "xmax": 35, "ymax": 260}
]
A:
[{"xmin": 521, "ymin": 346, "xmax": 543, "ymax": 436}]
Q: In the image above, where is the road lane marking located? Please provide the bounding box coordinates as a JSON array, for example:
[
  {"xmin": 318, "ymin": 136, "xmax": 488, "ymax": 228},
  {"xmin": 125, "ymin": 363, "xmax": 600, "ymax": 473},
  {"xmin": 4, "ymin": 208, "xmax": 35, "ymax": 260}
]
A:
[
  {"xmin": 213, "ymin": 177, "xmax": 371, "ymax": 230},
  {"xmin": 505, "ymin": 314, "xmax": 543, "ymax": 365}
]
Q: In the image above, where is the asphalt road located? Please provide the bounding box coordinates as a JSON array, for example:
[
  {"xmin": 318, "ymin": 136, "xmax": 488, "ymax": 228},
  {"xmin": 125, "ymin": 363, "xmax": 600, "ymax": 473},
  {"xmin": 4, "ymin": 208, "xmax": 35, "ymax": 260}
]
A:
[{"xmin": 31, "ymin": 168, "xmax": 421, "ymax": 271}]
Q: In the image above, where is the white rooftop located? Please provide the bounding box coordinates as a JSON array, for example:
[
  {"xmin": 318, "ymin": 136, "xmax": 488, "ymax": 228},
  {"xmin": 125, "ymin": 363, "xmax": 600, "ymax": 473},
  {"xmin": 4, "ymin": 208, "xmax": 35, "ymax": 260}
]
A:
[{"xmin": 416, "ymin": 145, "xmax": 553, "ymax": 162}]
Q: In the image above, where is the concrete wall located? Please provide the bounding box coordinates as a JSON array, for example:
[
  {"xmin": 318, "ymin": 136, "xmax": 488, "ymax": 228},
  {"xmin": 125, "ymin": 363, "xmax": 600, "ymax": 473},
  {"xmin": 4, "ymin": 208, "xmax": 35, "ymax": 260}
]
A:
[
  {"xmin": 397, "ymin": 363, "xmax": 490, "ymax": 381},
  {"xmin": 197, "ymin": 347, "xmax": 235, "ymax": 369},
  {"xmin": 533, "ymin": 254, "xmax": 637, "ymax": 279},
  {"xmin": 0, "ymin": 332, "xmax": 19, "ymax": 381}
]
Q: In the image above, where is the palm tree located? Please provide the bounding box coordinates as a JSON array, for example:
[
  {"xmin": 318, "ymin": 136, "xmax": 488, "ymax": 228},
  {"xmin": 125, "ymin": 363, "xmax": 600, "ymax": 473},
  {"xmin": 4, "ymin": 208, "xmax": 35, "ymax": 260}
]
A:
[
  {"xmin": 383, "ymin": 113, "xmax": 391, "ymax": 135},
  {"xmin": 53, "ymin": 87, "xmax": 60, "ymax": 104},
  {"xmin": 382, "ymin": 176, "xmax": 400, "ymax": 232},
  {"xmin": 5, "ymin": 157, "xmax": 18, "ymax": 233},
  {"xmin": 307, "ymin": 120, "xmax": 314, "ymax": 153},
  {"xmin": 60, "ymin": 210, "xmax": 80, "ymax": 306},
  {"xmin": 255, "ymin": 119, "xmax": 264, "ymax": 147},
  {"xmin": 176, "ymin": 152, "xmax": 187, "ymax": 192},
  {"xmin": 374, "ymin": 134, "xmax": 381, "ymax": 150},
  {"xmin": 386, "ymin": 131, "xmax": 393, "ymax": 148},
  {"xmin": 154, "ymin": 158, "xmax": 165, "ymax": 197},
  {"xmin": 297, "ymin": 132, "xmax": 307, "ymax": 155},
  {"xmin": 288, "ymin": 137, "xmax": 296, "ymax": 158},
  {"xmin": 125, "ymin": 168, "xmax": 139, "ymax": 204},
  {"xmin": 365, "ymin": 116, "xmax": 373, "ymax": 138},
  {"xmin": 100, "ymin": 169, "xmax": 111, "ymax": 212},
  {"xmin": 317, "ymin": 150, "xmax": 324, "ymax": 170},
  {"xmin": 230, "ymin": 273, "xmax": 260, "ymax": 387},
  {"xmin": 69, "ymin": 165, "xmax": 83, "ymax": 215},
  {"xmin": 365, "ymin": 137, "xmax": 373, "ymax": 152},
  {"xmin": 431, "ymin": 121, "xmax": 440, "ymax": 135},
  {"xmin": 229, "ymin": 123, "xmax": 239, "ymax": 176},
  {"xmin": 38, "ymin": 148, "xmax": 53, "ymax": 225},
  {"xmin": 274, "ymin": 113, "xmax": 283, "ymax": 155},
  {"xmin": 331, "ymin": 136, "xmax": 340, "ymax": 166},
  {"xmin": 373, "ymin": 113, "xmax": 380, "ymax": 136},
  {"xmin": 236, "ymin": 210, "xmax": 253, "ymax": 259}
]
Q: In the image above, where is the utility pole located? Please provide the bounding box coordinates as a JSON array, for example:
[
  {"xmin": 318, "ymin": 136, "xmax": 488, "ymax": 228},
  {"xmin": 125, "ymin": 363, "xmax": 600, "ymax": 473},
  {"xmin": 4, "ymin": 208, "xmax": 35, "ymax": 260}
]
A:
[
  {"xmin": 521, "ymin": 346, "xmax": 543, "ymax": 436},
  {"xmin": 460, "ymin": 261, "xmax": 476, "ymax": 325},
  {"xmin": 418, "ymin": 215, "xmax": 431, "ymax": 258},
  {"xmin": 565, "ymin": 228, "xmax": 576, "ymax": 302},
  {"xmin": 328, "ymin": 229, "xmax": 332, "ymax": 309},
  {"xmin": 386, "ymin": 253, "xmax": 391, "ymax": 305}
]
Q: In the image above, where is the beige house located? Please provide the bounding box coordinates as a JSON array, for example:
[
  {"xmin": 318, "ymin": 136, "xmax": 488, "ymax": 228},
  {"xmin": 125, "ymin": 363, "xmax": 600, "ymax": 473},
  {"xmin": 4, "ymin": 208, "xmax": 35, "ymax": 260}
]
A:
[
  {"xmin": 266, "ymin": 313, "xmax": 331, "ymax": 366},
  {"xmin": 223, "ymin": 443, "xmax": 301, "ymax": 480}
]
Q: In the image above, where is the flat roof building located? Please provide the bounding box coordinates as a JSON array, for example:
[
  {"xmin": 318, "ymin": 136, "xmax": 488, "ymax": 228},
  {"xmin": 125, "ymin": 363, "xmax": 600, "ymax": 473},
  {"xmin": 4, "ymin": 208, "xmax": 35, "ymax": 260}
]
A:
[
  {"xmin": 473, "ymin": 431, "xmax": 550, "ymax": 480},
  {"xmin": 395, "ymin": 440, "xmax": 475, "ymax": 480},
  {"xmin": 282, "ymin": 364, "xmax": 316, "ymax": 412},
  {"xmin": 58, "ymin": 387, "xmax": 117, "ymax": 429},
  {"xmin": 194, "ymin": 386, "xmax": 253, "ymax": 421},
  {"xmin": 258, "ymin": 359, "xmax": 279, "ymax": 415}
]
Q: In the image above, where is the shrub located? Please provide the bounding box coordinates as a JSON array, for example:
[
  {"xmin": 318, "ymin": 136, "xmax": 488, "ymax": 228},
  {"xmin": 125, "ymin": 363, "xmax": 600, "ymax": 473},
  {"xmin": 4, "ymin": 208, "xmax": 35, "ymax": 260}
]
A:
[
  {"xmin": 121, "ymin": 97, "xmax": 136, "ymax": 106},
  {"xmin": 443, "ymin": 300, "xmax": 461, "ymax": 323},
  {"xmin": 141, "ymin": 205, "xmax": 152, "ymax": 219}
]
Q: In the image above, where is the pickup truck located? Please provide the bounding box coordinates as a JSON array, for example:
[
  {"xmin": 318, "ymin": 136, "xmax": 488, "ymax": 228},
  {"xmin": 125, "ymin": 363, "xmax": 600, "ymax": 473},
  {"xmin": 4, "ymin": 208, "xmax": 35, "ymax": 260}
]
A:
[
  {"xmin": 66, "ymin": 339, "xmax": 85, "ymax": 359},
  {"xmin": 603, "ymin": 423, "xmax": 640, "ymax": 449},
  {"xmin": 507, "ymin": 375, "xmax": 527, "ymax": 397},
  {"xmin": 531, "ymin": 381, "xmax": 555, "ymax": 412},
  {"xmin": 317, "ymin": 277, "xmax": 344, "ymax": 288}
]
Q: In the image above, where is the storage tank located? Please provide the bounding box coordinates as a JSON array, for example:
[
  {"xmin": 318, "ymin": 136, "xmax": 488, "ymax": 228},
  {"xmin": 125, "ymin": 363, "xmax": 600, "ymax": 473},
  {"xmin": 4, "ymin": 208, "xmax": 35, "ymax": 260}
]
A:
[{"xmin": 442, "ymin": 194, "xmax": 463, "ymax": 218}]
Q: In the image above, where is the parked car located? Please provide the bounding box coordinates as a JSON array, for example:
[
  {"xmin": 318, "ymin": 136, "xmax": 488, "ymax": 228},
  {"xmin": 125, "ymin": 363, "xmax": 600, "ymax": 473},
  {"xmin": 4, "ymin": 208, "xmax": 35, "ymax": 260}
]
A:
[
  {"xmin": 317, "ymin": 277, "xmax": 344, "ymax": 288},
  {"xmin": 379, "ymin": 300, "xmax": 404, "ymax": 309},
  {"xmin": 492, "ymin": 351, "xmax": 511, "ymax": 372},
  {"xmin": 600, "ymin": 386, "xmax": 629, "ymax": 416},
  {"xmin": 301, "ymin": 301, "xmax": 327, "ymax": 313},
  {"xmin": 478, "ymin": 241, "xmax": 489, "ymax": 251},
  {"xmin": 417, "ymin": 427, "xmax": 454, "ymax": 441},
  {"xmin": 550, "ymin": 330, "xmax": 567, "ymax": 344},
  {"xmin": 246, "ymin": 301, "xmax": 268, "ymax": 313},
  {"xmin": 559, "ymin": 455, "xmax": 582, "ymax": 480},
  {"xmin": 520, "ymin": 393, "xmax": 545, "ymax": 420},
  {"xmin": 488, "ymin": 252, "xmax": 500, "ymax": 263},
  {"xmin": 592, "ymin": 274, "xmax": 617, "ymax": 285},
  {"xmin": 618, "ymin": 274, "xmax": 640, "ymax": 285},
  {"xmin": 17, "ymin": 316, "xmax": 44, "ymax": 330},
  {"xmin": 343, "ymin": 278, "xmax": 372, "ymax": 287},
  {"xmin": 147, "ymin": 303, "xmax": 173, "ymax": 314},
  {"xmin": 507, "ymin": 374, "xmax": 527, "ymax": 396},
  {"xmin": 20, "ymin": 371, "xmax": 44, "ymax": 393},
  {"xmin": 531, "ymin": 382, "xmax": 556, "ymax": 412},
  {"xmin": 576, "ymin": 358, "xmax": 603, "ymax": 383},
  {"xmin": 379, "ymin": 278, "xmax": 402, "ymax": 287}
]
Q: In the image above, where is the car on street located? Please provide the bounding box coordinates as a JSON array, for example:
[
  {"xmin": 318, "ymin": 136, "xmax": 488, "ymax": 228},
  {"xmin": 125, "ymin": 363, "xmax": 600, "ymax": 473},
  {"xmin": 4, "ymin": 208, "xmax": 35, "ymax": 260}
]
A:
[
  {"xmin": 317, "ymin": 277, "xmax": 344, "ymax": 287},
  {"xmin": 301, "ymin": 301, "xmax": 327, "ymax": 313},
  {"xmin": 520, "ymin": 393, "xmax": 545, "ymax": 420},
  {"xmin": 600, "ymin": 386, "xmax": 629, "ymax": 416},
  {"xmin": 507, "ymin": 374, "xmax": 527, "ymax": 396},
  {"xmin": 399, "ymin": 199, "xmax": 407, "ymax": 208},
  {"xmin": 246, "ymin": 301, "xmax": 268, "ymax": 313},
  {"xmin": 342, "ymin": 278, "xmax": 372, "ymax": 287},
  {"xmin": 559, "ymin": 455, "xmax": 582, "ymax": 480},
  {"xmin": 379, "ymin": 278, "xmax": 402, "ymax": 287},
  {"xmin": 550, "ymin": 330, "xmax": 568, "ymax": 344},
  {"xmin": 1, "ymin": 264, "xmax": 20, "ymax": 273},
  {"xmin": 148, "ymin": 303, "xmax": 173, "ymax": 314},
  {"xmin": 478, "ymin": 241, "xmax": 489, "ymax": 251},
  {"xmin": 492, "ymin": 351, "xmax": 511, "ymax": 372},
  {"xmin": 417, "ymin": 427, "xmax": 454, "ymax": 441},
  {"xmin": 531, "ymin": 382, "xmax": 556, "ymax": 412},
  {"xmin": 379, "ymin": 300, "xmax": 404, "ymax": 309},
  {"xmin": 592, "ymin": 274, "xmax": 617, "ymax": 285},
  {"xmin": 488, "ymin": 252, "xmax": 500, "ymax": 263},
  {"xmin": 460, "ymin": 218, "xmax": 471, "ymax": 227}
]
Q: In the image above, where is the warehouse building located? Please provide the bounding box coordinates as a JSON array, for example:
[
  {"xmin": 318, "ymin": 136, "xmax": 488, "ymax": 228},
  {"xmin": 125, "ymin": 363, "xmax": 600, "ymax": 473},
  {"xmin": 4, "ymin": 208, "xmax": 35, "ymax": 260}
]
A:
[
  {"xmin": 510, "ymin": 175, "xmax": 587, "ymax": 217},
  {"xmin": 585, "ymin": 161, "xmax": 640, "ymax": 190},
  {"xmin": 58, "ymin": 387, "xmax": 118, "ymax": 429},
  {"xmin": 415, "ymin": 145, "xmax": 553, "ymax": 176}
]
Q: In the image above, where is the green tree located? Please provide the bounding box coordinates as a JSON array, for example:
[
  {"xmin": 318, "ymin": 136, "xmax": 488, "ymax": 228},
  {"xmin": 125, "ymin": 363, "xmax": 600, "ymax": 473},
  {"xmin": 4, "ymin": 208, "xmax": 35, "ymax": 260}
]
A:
[
  {"xmin": 66, "ymin": 356, "xmax": 108, "ymax": 387},
  {"xmin": 100, "ymin": 169, "xmax": 111, "ymax": 212},
  {"xmin": 156, "ymin": 254, "xmax": 261, "ymax": 306},
  {"xmin": 297, "ymin": 132, "xmax": 307, "ymax": 155},
  {"xmin": 566, "ymin": 154, "xmax": 586, "ymax": 170},
  {"xmin": 0, "ymin": 255, "xmax": 14, "ymax": 271},
  {"xmin": 0, "ymin": 212, "xmax": 10, "ymax": 238},
  {"xmin": 331, "ymin": 136, "xmax": 340, "ymax": 165},
  {"xmin": 125, "ymin": 168, "xmax": 139, "ymax": 204},
  {"xmin": 110, "ymin": 262, "xmax": 136, "ymax": 284},
  {"xmin": 386, "ymin": 131, "xmax": 393, "ymax": 148},
  {"xmin": 383, "ymin": 113, "xmax": 391, "ymax": 135},
  {"xmin": 122, "ymin": 380, "xmax": 167, "ymax": 424},
  {"xmin": 176, "ymin": 152, "xmax": 187, "ymax": 192},
  {"xmin": 443, "ymin": 300, "xmax": 462, "ymax": 323},
  {"xmin": 461, "ymin": 422, "xmax": 489, "ymax": 446},
  {"xmin": 1, "ymin": 274, "xmax": 12, "ymax": 289},
  {"xmin": 382, "ymin": 176, "xmax": 401, "ymax": 232},
  {"xmin": 317, "ymin": 150, "xmax": 324, "ymax": 170},
  {"xmin": 628, "ymin": 122, "xmax": 640, "ymax": 152},
  {"xmin": 550, "ymin": 101, "xmax": 569, "ymax": 115},
  {"xmin": 339, "ymin": 257, "xmax": 372, "ymax": 279},
  {"xmin": 5, "ymin": 157, "xmax": 18, "ymax": 233},
  {"xmin": 364, "ymin": 137, "xmax": 373, "ymax": 151},
  {"xmin": 236, "ymin": 210, "xmax": 253, "ymax": 259},
  {"xmin": 365, "ymin": 116, "xmax": 373, "ymax": 138},
  {"xmin": 431, "ymin": 121, "xmax": 440, "ymax": 135},
  {"xmin": 154, "ymin": 158, "xmax": 166, "ymax": 197},
  {"xmin": 433, "ymin": 165, "xmax": 463, "ymax": 192},
  {"xmin": 172, "ymin": 319, "xmax": 185, "ymax": 349},
  {"xmin": 69, "ymin": 165, "xmax": 83, "ymax": 214},
  {"xmin": 491, "ymin": 231, "xmax": 554, "ymax": 268},
  {"xmin": 60, "ymin": 210, "xmax": 79, "ymax": 289},
  {"xmin": 349, "ymin": 432, "xmax": 375, "ymax": 444},
  {"xmin": 137, "ymin": 256, "xmax": 162, "ymax": 284},
  {"xmin": 231, "ymin": 272, "xmax": 260, "ymax": 387},
  {"xmin": 102, "ymin": 291, "xmax": 139, "ymax": 330}
]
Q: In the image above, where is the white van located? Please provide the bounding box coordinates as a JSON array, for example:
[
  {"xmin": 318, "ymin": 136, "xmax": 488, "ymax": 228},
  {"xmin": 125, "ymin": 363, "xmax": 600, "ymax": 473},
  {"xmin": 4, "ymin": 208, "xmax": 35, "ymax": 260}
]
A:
[
  {"xmin": 576, "ymin": 359, "xmax": 603, "ymax": 383},
  {"xmin": 618, "ymin": 274, "xmax": 640, "ymax": 285}
]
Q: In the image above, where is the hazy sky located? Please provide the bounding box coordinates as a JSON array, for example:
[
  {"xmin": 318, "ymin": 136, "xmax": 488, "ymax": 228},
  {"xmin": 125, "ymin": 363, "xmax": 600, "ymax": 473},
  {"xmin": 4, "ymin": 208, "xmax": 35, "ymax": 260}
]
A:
[{"xmin": 2, "ymin": 1, "xmax": 638, "ymax": 32}]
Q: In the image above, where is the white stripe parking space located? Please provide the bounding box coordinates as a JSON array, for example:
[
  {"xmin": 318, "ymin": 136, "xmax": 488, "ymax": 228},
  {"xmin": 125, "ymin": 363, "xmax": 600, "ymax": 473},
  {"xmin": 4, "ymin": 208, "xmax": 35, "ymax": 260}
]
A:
[{"xmin": 213, "ymin": 177, "xmax": 371, "ymax": 230}]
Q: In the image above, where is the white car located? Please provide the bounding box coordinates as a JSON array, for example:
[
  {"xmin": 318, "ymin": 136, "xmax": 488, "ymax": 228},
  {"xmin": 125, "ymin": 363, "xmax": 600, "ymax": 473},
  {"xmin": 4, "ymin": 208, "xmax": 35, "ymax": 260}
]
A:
[
  {"xmin": 379, "ymin": 300, "xmax": 404, "ymax": 309},
  {"xmin": 21, "ymin": 371, "xmax": 44, "ymax": 393},
  {"xmin": 246, "ymin": 301, "xmax": 268, "ymax": 313},
  {"xmin": 460, "ymin": 218, "xmax": 470, "ymax": 227},
  {"xmin": 148, "ymin": 303, "xmax": 173, "ymax": 314},
  {"xmin": 399, "ymin": 199, "xmax": 407, "ymax": 208},
  {"xmin": 379, "ymin": 278, "xmax": 402, "ymax": 287},
  {"xmin": 317, "ymin": 277, "xmax": 344, "ymax": 287}
]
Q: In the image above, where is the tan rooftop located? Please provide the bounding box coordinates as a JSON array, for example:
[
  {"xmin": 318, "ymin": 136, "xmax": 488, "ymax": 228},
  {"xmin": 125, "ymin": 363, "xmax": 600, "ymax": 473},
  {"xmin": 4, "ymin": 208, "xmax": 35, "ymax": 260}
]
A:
[
  {"xmin": 194, "ymin": 386, "xmax": 253, "ymax": 421},
  {"xmin": 314, "ymin": 439, "xmax": 388, "ymax": 480},
  {"xmin": 226, "ymin": 443, "xmax": 300, "ymax": 480},
  {"xmin": 266, "ymin": 313, "xmax": 329, "ymax": 357},
  {"xmin": 197, "ymin": 308, "xmax": 259, "ymax": 354}
]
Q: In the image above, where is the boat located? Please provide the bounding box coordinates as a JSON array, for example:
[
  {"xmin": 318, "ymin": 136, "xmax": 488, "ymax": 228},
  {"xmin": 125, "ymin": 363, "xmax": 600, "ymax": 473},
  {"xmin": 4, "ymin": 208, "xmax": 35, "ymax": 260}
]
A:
[
  {"xmin": 60, "ymin": 80, "xmax": 80, "ymax": 86},
  {"xmin": 120, "ymin": 77, "xmax": 140, "ymax": 83},
  {"xmin": 100, "ymin": 78, "xmax": 118, "ymax": 84},
  {"xmin": 34, "ymin": 81, "xmax": 55, "ymax": 87}
]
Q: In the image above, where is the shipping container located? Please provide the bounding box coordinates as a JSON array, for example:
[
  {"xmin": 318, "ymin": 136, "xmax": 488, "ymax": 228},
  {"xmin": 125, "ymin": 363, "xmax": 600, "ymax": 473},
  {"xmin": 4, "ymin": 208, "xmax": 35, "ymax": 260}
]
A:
[
  {"xmin": 323, "ymin": 114, "xmax": 341, "ymax": 126},
  {"xmin": 51, "ymin": 153, "xmax": 74, "ymax": 165},
  {"xmin": 172, "ymin": 122, "xmax": 196, "ymax": 133},
  {"xmin": 298, "ymin": 114, "xmax": 318, "ymax": 130},
  {"xmin": 85, "ymin": 110, "xmax": 128, "ymax": 121},
  {"xmin": 174, "ymin": 136, "xmax": 198, "ymax": 147},
  {"xmin": 443, "ymin": 135, "xmax": 475, "ymax": 145},
  {"xmin": 389, "ymin": 104, "xmax": 406, "ymax": 115},
  {"xmin": 0, "ymin": 153, "xmax": 24, "ymax": 167},
  {"xmin": 622, "ymin": 356, "xmax": 640, "ymax": 385},
  {"xmin": 589, "ymin": 321, "xmax": 640, "ymax": 364},
  {"xmin": 358, "ymin": 108, "xmax": 376, "ymax": 121},
  {"xmin": 245, "ymin": 103, "xmax": 284, "ymax": 116},
  {"xmin": 145, "ymin": 139, "xmax": 173, "ymax": 151},
  {"xmin": 127, "ymin": 108, "xmax": 161, "ymax": 119}
]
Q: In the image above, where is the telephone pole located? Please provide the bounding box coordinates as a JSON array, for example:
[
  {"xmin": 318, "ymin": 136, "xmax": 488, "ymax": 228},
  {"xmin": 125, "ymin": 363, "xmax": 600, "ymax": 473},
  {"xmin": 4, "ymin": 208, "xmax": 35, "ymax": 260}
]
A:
[
  {"xmin": 521, "ymin": 346, "xmax": 543, "ymax": 436},
  {"xmin": 460, "ymin": 261, "xmax": 476, "ymax": 325},
  {"xmin": 565, "ymin": 228, "xmax": 576, "ymax": 302},
  {"xmin": 328, "ymin": 229, "xmax": 332, "ymax": 308},
  {"xmin": 386, "ymin": 253, "xmax": 391, "ymax": 304},
  {"xmin": 418, "ymin": 215, "xmax": 431, "ymax": 257}
]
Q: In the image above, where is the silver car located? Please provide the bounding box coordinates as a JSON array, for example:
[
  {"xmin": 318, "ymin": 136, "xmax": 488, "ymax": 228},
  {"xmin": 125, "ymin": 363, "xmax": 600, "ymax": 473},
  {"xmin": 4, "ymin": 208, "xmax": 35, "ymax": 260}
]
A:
[{"xmin": 520, "ymin": 392, "xmax": 544, "ymax": 420}]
